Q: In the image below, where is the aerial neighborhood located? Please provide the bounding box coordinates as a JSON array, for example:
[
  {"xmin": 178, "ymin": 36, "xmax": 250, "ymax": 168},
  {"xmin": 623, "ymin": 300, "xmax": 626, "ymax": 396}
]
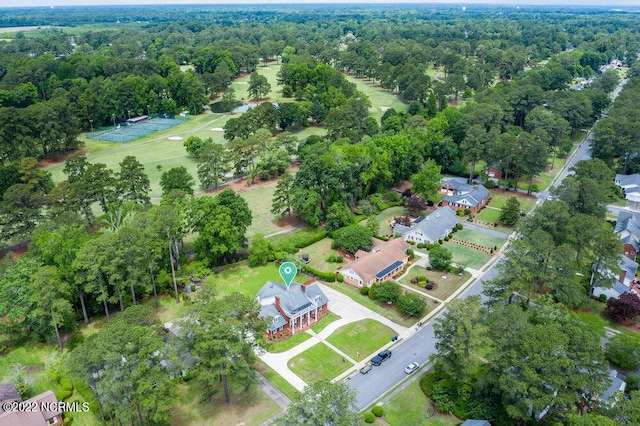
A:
[{"xmin": 0, "ymin": 3, "xmax": 640, "ymax": 426}]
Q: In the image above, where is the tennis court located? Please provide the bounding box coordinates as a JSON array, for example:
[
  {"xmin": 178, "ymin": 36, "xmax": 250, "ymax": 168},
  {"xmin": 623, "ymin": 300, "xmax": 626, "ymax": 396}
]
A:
[{"xmin": 87, "ymin": 116, "xmax": 187, "ymax": 143}]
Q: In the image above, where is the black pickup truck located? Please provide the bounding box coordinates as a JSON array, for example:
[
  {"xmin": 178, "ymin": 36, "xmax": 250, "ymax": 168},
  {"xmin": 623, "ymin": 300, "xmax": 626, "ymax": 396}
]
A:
[{"xmin": 371, "ymin": 350, "xmax": 392, "ymax": 366}]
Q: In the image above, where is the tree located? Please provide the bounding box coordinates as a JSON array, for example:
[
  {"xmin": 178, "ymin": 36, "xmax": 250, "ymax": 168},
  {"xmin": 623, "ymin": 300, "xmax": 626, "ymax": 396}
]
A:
[
  {"xmin": 291, "ymin": 188, "xmax": 322, "ymax": 227},
  {"xmin": 248, "ymin": 233, "xmax": 276, "ymax": 266},
  {"xmin": 271, "ymin": 173, "xmax": 295, "ymax": 219},
  {"xmin": 279, "ymin": 380, "xmax": 359, "ymax": 426},
  {"xmin": 461, "ymin": 124, "xmax": 489, "ymax": 182},
  {"xmin": 411, "ymin": 159, "xmax": 442, "ymax": 203},
  {"xmin": 432, "ymin": 296, "xmax": 486, "ymax": 383},
  {"xmin": 429, "ymin": 244, "xmax": 452, "ymax": 271},
  {"xmin": 248, "ymin": 71, "xmax": 271, "ymax": 100},
  {"xmin": 325, "ymin": 203, "xmax": 354, "ymax": 232},
  {"xmin": 186, "ymin": 289, "xmax": 264, "ymax": 404},
  {"xmin": 197, "ymin": 143, "xmax": 230, "ymax": 189},
  {"xmin": 160, "ymin": 166, "xmax": 195, "ymax": 196},
  {"xmin": 183, "ymin": 136, "xmax": 212, "ymax": 158},
  {"xmin": 405, "ymin": 195, "xmax": 427, "ymax": 216},
  {"xmin": 325, "ymin": 97, "xmax": 375, "ymax": 141},
  {"xmin": 332, "ymin": 225, "xmax": 373, "ymax": 253},
  {"xmin": 398, "ymin": 291, "xmax": 427, "ymax": 316},
  {"xmin": 606, "ymin": 333, "xmax": 640, "ymax": 370},
  {"xmin": 116, "ymin": 156, "xmax": 151, "ymax": 206},
  {"xmin": 365, "ymin": 214, "xmax": 379, "ymax": 236},
  {"xmin": 606, "ymin": 292, "xmax": 640, "ymax": 324},
  {"xmin": 30, "ymin": 265, "xmax": 73, "ymax": 351},
  {"xmin": 499, "ymin": 196, "xmax": 521, "ymax": 226},
  {"xmin": 374, "ymin": 281, "xmax": 402, "ymax": 304}
]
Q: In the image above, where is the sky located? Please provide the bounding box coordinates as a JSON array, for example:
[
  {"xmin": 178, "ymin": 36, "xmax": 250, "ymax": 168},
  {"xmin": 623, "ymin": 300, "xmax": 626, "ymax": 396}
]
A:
[{"xmin": 1, "ymin": 0, "xmax": 639, "ymax": 8}]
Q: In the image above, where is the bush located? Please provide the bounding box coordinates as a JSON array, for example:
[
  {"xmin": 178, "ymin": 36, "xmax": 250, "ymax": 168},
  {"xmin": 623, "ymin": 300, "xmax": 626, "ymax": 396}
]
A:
[
  {"xmin": 55, "ymin": 390, "xmax": 73, "ymax": 401},
  {"xmin": 398, "ymin": 291, "xmax": 427, "ymax": 316},
  {"xmin": 303, "ymin": 265, "xmax": 336, "ymax": 282},
  {"xmin": 407, "ymin": 248, "xmax": 414, "ymax": 258},
  {"xmin": 363, "ymin": 412, "xmax": 376, "ymax": 423},
  {"xmin": 606, "ymin": 334, "xmax": 640, "ymax": 370},
  {"xmin": 66, "ymin": 334, "xmax": 85, "ymax": 351},
  {"xmin": 426, "ymin": 283, "xmax": 433, "ymax": 290},
  {"xmin": 417, "ymin": 243, "xmax": 425, "ymax": 249},
  {"xmin": 326, "ymin": 253, "xmax": 344, "ymax": 263},
  {"xmin": 360, "ymin": 285, "xmax": 370, "ymax": 296},
  {"xmin": 274, "ymin": 230, "xmax": 327, "ymax": 253},
  {"xmin": 455, "ymin": 223, "xmax": 463, "ymax": 231},
  {"xmin": 372, "ymin": 406, "xmax": 384, "ymax": 417},
  {"xmin": 59, "ymin": 377, "xmax": 73, "ymax": 391},
  {"xmin": 598, "ymin": 294, "xmax": 608, "ymax": 302},
  {"xmin": 626, "ymin": 373, "xmax": 640, "ymax": 392},
  {"xmin": 456, "ymin": 210, "xmax": 465, "ymax": 216},
  {"xmin": 418, "ymin": 275, "xmax": 427, "ymax": 283}
]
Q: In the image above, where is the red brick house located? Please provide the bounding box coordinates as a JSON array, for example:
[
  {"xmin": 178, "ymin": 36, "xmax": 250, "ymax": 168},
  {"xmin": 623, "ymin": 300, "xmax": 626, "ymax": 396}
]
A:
[
  {"xmin": 483, "ymin": 165, "xmax": 503, "ymax": 180},
  {"xmin": 257, "ymin": 279, "xmax": 329, "ymax": 338},
  {"xmin": 337, "ymin": 238, "xmax": 410, "ymax": 288},
  {"xmin": 439, "ymin": 178, "xmax": 490, "ymax": 214}
]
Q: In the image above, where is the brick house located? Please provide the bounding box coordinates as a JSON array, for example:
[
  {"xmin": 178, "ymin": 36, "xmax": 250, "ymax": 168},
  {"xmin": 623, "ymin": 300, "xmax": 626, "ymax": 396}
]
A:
[
  {"xmin": 615, "ymin": 210, "xmax": 640, "ymax": 261},
  {"xmin": 0, "ymin": 385, "xmax": 63, "ymax": 426},
  {"xmin": 393, "ymin": 206, "xmax": 458, "ymax": 244},
  {"xmin": 257, "ymin": 279, "xmax": 329, "ymax": 338},
  {"xmin": 439, "ymin": 178, "xmax": 490, "ymax": 214},
  {"xmin": 337, "ymin": 238, "xmax": 410, "ymax": 288}
]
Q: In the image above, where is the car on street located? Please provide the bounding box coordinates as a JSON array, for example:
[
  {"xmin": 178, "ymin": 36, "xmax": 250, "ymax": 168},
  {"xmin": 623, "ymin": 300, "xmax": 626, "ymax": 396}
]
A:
[
  {"xmin": 371, "ymin": 350, "xmax": 392, "ymax": 366},
  {"xmin": 359, "ymin": 363, "xmax": 372, "ymax": 374},
  {"xmin": 404, "ymin": 361, "xmax": 420, "ymax": 374}
]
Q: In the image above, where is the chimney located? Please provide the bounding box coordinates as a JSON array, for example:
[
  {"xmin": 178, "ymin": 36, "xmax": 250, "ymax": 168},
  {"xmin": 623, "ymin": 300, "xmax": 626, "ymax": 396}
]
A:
[{"xmin": 275, "ymin": 296, "xmax": 282, "ymax": 314}]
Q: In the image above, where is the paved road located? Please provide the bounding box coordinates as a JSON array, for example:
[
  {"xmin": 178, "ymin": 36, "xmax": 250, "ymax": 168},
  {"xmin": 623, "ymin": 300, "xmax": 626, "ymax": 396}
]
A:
[
  {"xmin": 459, "ymin": 221, "xmax": 510, "ymax": 239},
  {"xmin": 348, "ymin": 76, "xmax": 631, "ymax": 411}
]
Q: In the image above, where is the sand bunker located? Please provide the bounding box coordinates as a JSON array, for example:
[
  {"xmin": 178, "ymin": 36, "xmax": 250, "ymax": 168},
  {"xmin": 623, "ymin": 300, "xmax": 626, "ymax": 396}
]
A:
[
  {"xmin": 168, "ymin": 136, "xmax": 184, "ymax": 141},
  {"xmin": 210, "ymin": 127, "xmax": 224, "ymax": 132}
]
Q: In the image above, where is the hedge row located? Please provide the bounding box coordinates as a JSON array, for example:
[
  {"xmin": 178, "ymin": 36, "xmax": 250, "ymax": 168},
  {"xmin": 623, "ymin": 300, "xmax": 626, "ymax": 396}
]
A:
[
  {"xmin": 303, "ymin": 265, "xmax": 336, "ymax": 282},
  {"xmin": 275, "ymin": 230, "xmax": 327, "ymax": 253}
]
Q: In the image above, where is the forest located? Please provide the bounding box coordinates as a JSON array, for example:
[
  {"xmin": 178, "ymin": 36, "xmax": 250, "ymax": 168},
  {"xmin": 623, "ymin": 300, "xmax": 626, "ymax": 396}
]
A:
[{"xmin": 1, "ymin": 4, "xmax": 640, "ymax": 426}]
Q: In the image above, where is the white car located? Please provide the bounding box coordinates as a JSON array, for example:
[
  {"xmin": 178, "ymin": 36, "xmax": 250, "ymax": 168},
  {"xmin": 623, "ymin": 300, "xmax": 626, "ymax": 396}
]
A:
[{"xmin": 404, "ymin": 362, "xmax": 420, "ymax": 374}]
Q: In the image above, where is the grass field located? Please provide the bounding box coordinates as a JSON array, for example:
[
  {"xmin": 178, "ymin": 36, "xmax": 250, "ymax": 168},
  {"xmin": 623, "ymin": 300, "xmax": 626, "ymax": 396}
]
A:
[
  {"xmin": 207, "ymin": 263, "xmax": 306, "ymax": 298},
  {"xmin": 266, "ymin": 332, "xmax": 312, "ymax": 354},
  {"xmin": 256, "ymin": 360, "xmax": 299, "ymax": 401},
  {"xmin": 326, "ymin": 319, "xmax": 396, "ymax": 361},
  {"xmin": 437, "ymin": 243, "xmax": 492, "ymax": 270},
  {"xmin": 322, "ymin": 281, "xmax": 416, "ymax": 328},
  {"xmin": 488, "ymin": 189, "xmax": 537, "ymax": 212},
  {"xmin": 476, "ymin": 207, "xmax": 502, "ymax": 223},
  {"xmin": 302, "ymin": 238, "xmax": 344, "ymax": 273},
  {"xmin": 171, "ymin": 381, "xmax": 281, "ymax": 426},
  {"xmin": 399, "ymin": 267, "xmax": 471, "ymax": 301},
  {"xmin": 230, "ymin": 64, "xmax": 286, "ymax": 103},
  {"xmin": 360, "ymin": 206, "xmax": 406, "ymax": 237},
  {"xmin": 453, "ymin": 228, "xmax": 505, "ymax": 249},
  {"xmin": 382, "ymin": 380, "xmax": 460, "ymax": 426},
  {"xmin": 288, "ymin": 343, "xmax": 352, "ymax": 383},
  {"xmin": 342, "ymin": 74, "xmax": 408, "ymax": 122},
  {"xmin": 235, "ymin": 179, "xmax": 282, "ymax": 236},
  {"xmin": 311, "ymin": 312, "xmax": 341, "ymax": 334}
]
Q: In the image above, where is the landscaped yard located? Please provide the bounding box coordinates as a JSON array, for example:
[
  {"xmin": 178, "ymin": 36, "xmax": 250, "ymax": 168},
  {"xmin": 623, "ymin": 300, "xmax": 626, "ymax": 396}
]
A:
[
  {"xmin": 322, "ymin": 281, "xmax": 417, "ymax": 328},
  {"xmin": 234, "ymin": 178, "xmax": 282, "ymax": 237},
  {"xmin": 326, "ymin": 319, "xmax": 395, "ymax": 361},
  {"xmin": 399, "ymin": 267, "xmax": 472, "ymax": 301},
  {"xmin": 453, "ymin": 228, "xmax": 505, "ymax": 250},
  {"xmin": 436, "ymin": 243, "xmax": 492, "ymax": 270},
  {"xmin": 311, "ymin": 312, "xmax": 341, "ymax": 333},
  {"xmin": 382, "ymin": 380, "xmax": 460, "ymax": 426},
  {"xmin": 488, "ymin": 189, "xmax": 537, "ymax": 212},
  {"xmin": 301, "ymin": 238, "xmax": 344, "ymax": 273},
  {"xmin": 475, "ymin": 207, "xmax": 502, "ymax": 223},
  {"xmin": 360, "ymin": 206, "xmax": 406, "ymax": 238},
  {"xmin": 171, "ymin": 380, "xmax": 281, "ymax": 426},
  {"xmin": 265, "ymin": 332, "xmax": 312, "ymax": 354},
  {"xmin": 288, "ymin": 342, "xmax": 352, "ymax": 383},
  {"xmin": 207, "ymin": 263, "xmax": 306, "ymax": 298}
]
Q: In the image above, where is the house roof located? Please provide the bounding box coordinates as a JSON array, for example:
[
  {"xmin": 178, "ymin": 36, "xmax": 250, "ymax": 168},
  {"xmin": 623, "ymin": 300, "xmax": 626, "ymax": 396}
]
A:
[
  {"xmin": 0, "ymin": 383, "xmax": 21, "ymax": 412},
  {"xmin": 0, "ymin": 390, "xmax": 61, "ymax": 426},
  {"xmin": 615, "ymin": 211, "xmax": 640, "ymax": 251},
  {"xmin": 260, "ymin": 304, "xmax": 288, "ymax": 332},
  {"xmin": 615, "ymin": 174, "xmax": 640, "ymax": 196},
  {"xmin": 257, "ymin": 281, "xmax": 329, "ymax": 324},
  {"xmin": 393, "ymin": 206, "xmax": 458, "ymax": 243},
  {"xmin": 600, "ymin": 369, "xmax": 626, "ymax": 403},
  {"xmin": 338, "ymin": 238, "xmax": 409, "ymax": 283},
  {"xmin": 440, "ymin": 178, "xmax": 490, "ymax": 208},
  {"xmin": 461, "ymin": 421, "xmax": 492, "ymax": 426}
]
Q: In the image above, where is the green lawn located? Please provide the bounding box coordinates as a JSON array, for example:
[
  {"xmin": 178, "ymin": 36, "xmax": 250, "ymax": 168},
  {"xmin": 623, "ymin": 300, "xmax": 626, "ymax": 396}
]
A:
[
  {"xmin": 229, "ymin": 64, "xmax": 286, "ymax": 103},
  {"xmin": 302, "ymin": 238, "xmax": 344, "ymax": 273},
  {"xmin": 265, "ymin": 332, "xmax": 312, "ymax": 354},
  {"xmin": 144, "ymin": 294, "xmax": 186, "ymax": 323},
  {"xmin": 399, "ymin": 267, "xmax": 472, "ymax": 301},
  {"xmin": 322, "ymin": 281, "xmax": 415, "ymax": 327},
  {"xmin": 383, "ymin": 380, "xmax": 460, "ymax": 426},
  {"xmin": 453, "ymin": 228, "xmax": 505, "ymax": 249},
  {"xmin": 207, "ymin": 263, "xmax": 306, "ymax": 298},
  {"xmin": 475, "ymin": 207, "xmax": 502, "ymax": 223},
  {"xmin": 256, "ymin": 360, "xmax": 299, "ymax": 401},
  {"xmin": 288, "ymin": 343, "xmax": 352, "ymax": 383},
  {"xmin": 235, "ymin": 179, "xmax": 282, "ymax": 237},
  {"xmin": 439, "ymin": 243, "xmax": 492, "ymax": 270},
  {"xmin": 311, "ymin": 312, "xmax": 341, "ymax": 334},
  {"xmin": 342, "ymin": 74, "xmax": 408, "ymax": 122},
  {"xmin": 488, "ymin": 189, "xmax": 537, "ymax": 212},
  {"xmin": 171, "ymin": 380, "xmax": 281, "ymax": 426},
  {"xmin": 574, "ymin": 300, "xmax": 640, "ymax": 338},
  {"xmin": 326, "ymin": 319, "xmax": 396, "ymax": 361},
  {"xmin": 361, "ymin": 206, "xmax": 406, "ymax": 238}
]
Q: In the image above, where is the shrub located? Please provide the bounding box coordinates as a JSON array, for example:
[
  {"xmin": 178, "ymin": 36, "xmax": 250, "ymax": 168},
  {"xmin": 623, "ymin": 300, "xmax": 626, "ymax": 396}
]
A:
[
  {"xmin": 363, "ymin": 412, "xmax": 376, "ymax": 423},
  {"xmin": 444, "ymin": 235, "xmax": 450, "ymax": 241},
  {"xmin": 398, "ymin": 291, "xmax": 427, "ymax": 316},
  {"xmin": 484, "ymin": 179, "xmax": 497, "ymax": 189},
  {"xmin": 406, "ymin": 248, "xmax": 414, "ymax": 258},
  {"xmin": 303, "ymin": 265, "xmax": 336, "ymax": 282},
  {"xmin": 456, "ymin": 210, "xmax": 465, "ymax": 216},
  {"xmin": 426, "ymin": 283, "xmax": 433, "ymax": 290},
  {"xmin": 606, "ymin": 334, "xmax": 640, "ymax": 370},
  {"xmin": 598, "ymin": 294, "xmax": 608, "ymax": 302},
  {"xmin": 66, "ymin": 334, "xmax": 85, "ymax": 351},
  {"xmin": 368, "ymin": 283, "xmax": 379, "ymax": 300},
  {"xmin": 407, "ymin": 240, "xmax": 415, "ymax": 245},
  {"xmin": 455, "ymin": 223, "xmax": 463, "ymax": 231},
  {"xmin": 59, "ymin": 377, "xmax": 73, "ymax": 391},
  {"xmin": 626, "ymin": 373, "xmax": 640, "ymax": 392},
  {"xmin": 417, "ymin": 243, "xmax": 425, "ymax": 249},
  {"xmin": 463, "ymin": 208, "xmax": 472, "ymax": 216},
  {"xmin": 360, "ymin": 285, "xmax": 370, "ymax": 296},
  {"xmin": 326, "ymin": 253, "xmax": 344, "ymax": 263},
  {"xmin": 418, "ymin": 275, "xmax": 427, "ymax": 283},
  {"xmin": 55, "ymin": 390, "xmax": 73, "ymax": 401},
  {"xmin": 372, "ymin": 406, "xmax": 384, "ymax": 417}
]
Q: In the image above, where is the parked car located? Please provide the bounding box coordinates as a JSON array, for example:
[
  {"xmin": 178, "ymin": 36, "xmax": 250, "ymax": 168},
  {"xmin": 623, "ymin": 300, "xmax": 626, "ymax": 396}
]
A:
[
  {"xmin": 371, "ymin": 350, "xmax": 392, "ymax": 366},
  {"xmin": 359, "ymin": 363, "xmax": 372, "ymax": 374},
  {"xmin": 404, "ymin": 361, "xmax": 420, "ymax": 374}
]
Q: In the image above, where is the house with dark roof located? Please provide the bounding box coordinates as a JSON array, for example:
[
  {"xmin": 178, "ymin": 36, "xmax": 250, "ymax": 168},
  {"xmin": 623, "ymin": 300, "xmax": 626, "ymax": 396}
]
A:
[
  {"xmin": 337, "ymin": 238, "xmax": 410, "ymax": 288},
  {"xmin": 592, "ymin": 254, "xmax": 638, "ymax": 300},
  {"xmin": 0, "ymin": 388, "xmax": 63, "ymax": 426},
  {"xmin": 615, "ymin": 174, "xmax": 640, "ymax": 211},
  {"xmin": 439, "ymin": 178, "xmax": 490, "ymax": 213},
  {"xmin": 461, "ymin": 421, "xmax": 491, "ymax": 426},
  {"xmin": 257, "ymin": 279, "xmax": 329, "ymax": 338},
  {"xmin": 598, "ymin": 369, "xmax": 626, "ymax": 406},
  {"xmin": 393, "ymin": 206, "xmax": 458, "ymax": 244},
  {"xmin": 615, "ymin": 210, "xmax": 640, "ymax": 261}
]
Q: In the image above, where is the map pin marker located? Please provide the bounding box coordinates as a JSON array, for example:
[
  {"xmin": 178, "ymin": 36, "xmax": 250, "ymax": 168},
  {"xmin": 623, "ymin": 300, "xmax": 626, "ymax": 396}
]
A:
[{"xmin": 279, "ymin": 262, "xmax": 297, "ymax": 289}]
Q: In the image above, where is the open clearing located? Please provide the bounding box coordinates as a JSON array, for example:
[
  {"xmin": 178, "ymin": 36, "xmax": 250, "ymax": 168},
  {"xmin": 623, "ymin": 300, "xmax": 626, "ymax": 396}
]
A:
[
  {"xmin": 206, "ymin": 263, "xmax": 306, "ymax": 298},
  {"xmin": 326, "ymin": 319, "xmax": 395, "ymax": 361}
]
